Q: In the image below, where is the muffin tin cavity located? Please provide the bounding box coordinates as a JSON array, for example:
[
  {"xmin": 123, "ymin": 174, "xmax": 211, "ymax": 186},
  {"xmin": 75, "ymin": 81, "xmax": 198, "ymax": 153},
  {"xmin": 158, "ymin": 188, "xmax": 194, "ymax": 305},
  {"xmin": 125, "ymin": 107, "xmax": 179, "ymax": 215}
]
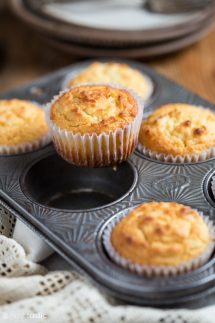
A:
[
  {"xmin": 20, "ymin": 154, "xmax": 137, "ymax": 210},
  {"xmin": 204, "ymin": 170, "xmax": 215, "ymax": 208}
]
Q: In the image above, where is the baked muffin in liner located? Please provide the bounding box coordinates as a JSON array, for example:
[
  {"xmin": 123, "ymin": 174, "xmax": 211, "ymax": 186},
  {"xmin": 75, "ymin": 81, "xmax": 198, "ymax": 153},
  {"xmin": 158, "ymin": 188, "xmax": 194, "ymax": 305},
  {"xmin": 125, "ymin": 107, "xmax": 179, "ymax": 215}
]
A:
[
  {"xmin": 46, "ymin": 83, "xmax": 143, "ymax": 167},
  {"xmin": 0, "ymin": 100, "xmax": 50, "ymax": 155},
  {"xmin": 61, "ymin": 62, "xmax": 154, "ymax": 103},
  {"xmin": 137, "ymin": 104, "xmax": 215, "ymax": 163},
  {"xmin": 103, "ymin": 204, "xmax": 215, "ymax": 277}
]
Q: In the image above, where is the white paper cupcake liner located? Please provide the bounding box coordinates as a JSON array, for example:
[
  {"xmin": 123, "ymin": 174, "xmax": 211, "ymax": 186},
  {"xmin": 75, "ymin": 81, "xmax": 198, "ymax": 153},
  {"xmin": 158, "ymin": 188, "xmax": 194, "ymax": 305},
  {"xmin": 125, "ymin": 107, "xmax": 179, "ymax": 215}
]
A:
[
  {"xmin": 137, "ymin": 143, "xmax": 215, "ymax": 164},
  {"xmin": 0, "ymin": 103, "xmax": 51, "ymax": 156},
  {"xmin": 46, "ymin": 83, "xmax": 144, "ymax": 167},
  {"xmin": 61, "ymin": 67, "xmax": 154, "ymax": 103},
  {"xmin": 103, "ymin": 206, "xmax": 215, "ymax": 277},
  {"xmin": 0, "ymin": 134, "xmax": 51, "ymax": 155}
]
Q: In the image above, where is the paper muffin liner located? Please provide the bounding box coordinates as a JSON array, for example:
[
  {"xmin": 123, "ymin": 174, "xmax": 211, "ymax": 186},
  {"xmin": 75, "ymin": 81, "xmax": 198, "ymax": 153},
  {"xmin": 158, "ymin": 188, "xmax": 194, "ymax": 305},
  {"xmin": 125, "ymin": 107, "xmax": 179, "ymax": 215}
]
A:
[
  {"xmin": 137, "ymin": 143, "xmax": 215, "ymax": 164},
  {"xmin": 0, "ymin": 135, "xmax": 51, "ymax": 155},
  {"xmin": 46, "ymin": 83, "xmax": 144, "ymax": 167},
  {"xmin": 0, "ymin": 103, "xmax": 51, "ymax": 156},
  {"xmin": 61, "ymin": 67, "xmax": 154, "ymax": 103},
  {"xmin": 103, "ymin": 206, "xmax": 215, "ymax": 277}
]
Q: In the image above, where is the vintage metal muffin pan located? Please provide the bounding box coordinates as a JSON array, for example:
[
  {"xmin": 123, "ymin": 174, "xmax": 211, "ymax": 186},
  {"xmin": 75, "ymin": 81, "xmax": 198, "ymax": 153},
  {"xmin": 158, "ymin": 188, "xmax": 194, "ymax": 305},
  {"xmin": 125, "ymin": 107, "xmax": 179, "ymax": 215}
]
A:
[{"xmin": 1, "ymin": 59, "xmax": 215, "ymax": 306}]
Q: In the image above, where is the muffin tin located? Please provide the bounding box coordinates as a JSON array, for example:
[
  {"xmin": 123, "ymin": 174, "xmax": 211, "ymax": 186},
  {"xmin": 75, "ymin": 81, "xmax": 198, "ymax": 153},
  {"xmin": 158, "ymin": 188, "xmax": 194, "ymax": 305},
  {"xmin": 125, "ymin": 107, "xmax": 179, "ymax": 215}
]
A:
[{"xmin": 1, "ymin": 59, "xmax": 215, "ymax": 307}]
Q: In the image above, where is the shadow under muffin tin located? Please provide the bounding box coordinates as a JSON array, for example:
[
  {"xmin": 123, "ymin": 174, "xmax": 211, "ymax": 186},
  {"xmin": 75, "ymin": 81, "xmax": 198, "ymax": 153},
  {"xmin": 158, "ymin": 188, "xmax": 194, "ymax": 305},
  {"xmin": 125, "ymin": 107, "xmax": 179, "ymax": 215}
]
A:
[{"xmin": 1, "ymin": 59, "xmax": 215, "ymax": 307}]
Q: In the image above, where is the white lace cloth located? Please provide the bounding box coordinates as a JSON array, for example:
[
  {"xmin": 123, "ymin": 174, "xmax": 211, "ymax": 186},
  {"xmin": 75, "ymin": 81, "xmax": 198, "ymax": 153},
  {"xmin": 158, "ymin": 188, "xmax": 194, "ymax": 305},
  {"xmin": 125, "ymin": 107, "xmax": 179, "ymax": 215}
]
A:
[{"xmin": 1, "ymin": 208, "xmax": 215, "ymax": 322}]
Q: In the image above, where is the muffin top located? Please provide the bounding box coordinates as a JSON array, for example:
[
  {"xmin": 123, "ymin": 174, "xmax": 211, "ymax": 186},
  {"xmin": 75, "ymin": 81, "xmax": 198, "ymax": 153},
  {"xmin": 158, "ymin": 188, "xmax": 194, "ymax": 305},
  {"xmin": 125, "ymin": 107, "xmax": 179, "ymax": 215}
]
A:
[
  {"xmin": 67, "ymin": 62, "xmax": 153, "ymax": 100},
  {"xmin": 0, "ymin": 99, "xmax": 48, "ymax": 146},
  {"xmin": 139, "ymin": 104, "xmax": 215, "ymax": 156},
  {"xmin": 111, "ymin": 202, "xmax": 210, "ymax": 266},
  {"xmin": 50, "ymin": 85, "xmax": 138, "ymax": 135}
]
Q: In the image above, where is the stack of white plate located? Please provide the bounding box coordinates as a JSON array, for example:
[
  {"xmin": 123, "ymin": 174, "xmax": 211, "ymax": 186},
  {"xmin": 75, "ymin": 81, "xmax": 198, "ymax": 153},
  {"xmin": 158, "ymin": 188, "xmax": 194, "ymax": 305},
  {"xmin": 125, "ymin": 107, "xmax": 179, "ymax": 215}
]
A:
[{"xmin": 10, "ymin": 0, "xmax": 215, "ymax": 58}]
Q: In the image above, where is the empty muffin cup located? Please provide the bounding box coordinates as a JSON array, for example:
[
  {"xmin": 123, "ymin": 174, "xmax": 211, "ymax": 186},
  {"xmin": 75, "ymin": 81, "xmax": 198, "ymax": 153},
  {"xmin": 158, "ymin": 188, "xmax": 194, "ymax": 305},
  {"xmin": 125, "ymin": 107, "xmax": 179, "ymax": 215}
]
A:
[
  {"xmin": 211, "ymin": 176, "xmax": 215, "ymax": 201},
  {"xmin": 46, "ymin": 83, "xmax": 143, "ymax": 167},
  {"xmin": 21, "ymin": 153, "xmax": 137, "ymax": 210}
]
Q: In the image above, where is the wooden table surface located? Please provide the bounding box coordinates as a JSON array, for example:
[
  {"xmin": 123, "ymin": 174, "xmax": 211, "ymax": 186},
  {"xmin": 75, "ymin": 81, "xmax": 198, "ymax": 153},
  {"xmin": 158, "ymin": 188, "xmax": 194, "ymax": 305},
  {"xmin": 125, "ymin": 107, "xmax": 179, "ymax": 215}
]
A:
[{"xmin": 0, "ymin": 9, "xmax": 215, "ymax": 104}]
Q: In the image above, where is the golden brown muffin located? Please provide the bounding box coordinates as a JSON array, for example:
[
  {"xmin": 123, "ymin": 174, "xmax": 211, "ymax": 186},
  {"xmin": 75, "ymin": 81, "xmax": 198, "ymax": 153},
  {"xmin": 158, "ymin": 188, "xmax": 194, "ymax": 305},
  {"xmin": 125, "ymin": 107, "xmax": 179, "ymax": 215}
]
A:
[
  {"xmin": 139, "ymin": 104, "xmax": 215, "ymax": 157},
  {"xmin": 0, "ymin": 99, "xmax": 48, "ymax": 146},
  {"xmin": 67, "ymin": 62, "xmax": 153, "ymax": 100},
  {"xmin": 48, "ymin": 84, "xmax": 142, "ymax": 167},
  {"xmin": 51, "ymin": 84, "xmax": 138, "ymax": 135},
  {"xmin": 111, "ymin": 202, "xmax": 210, "ymax": 267}
]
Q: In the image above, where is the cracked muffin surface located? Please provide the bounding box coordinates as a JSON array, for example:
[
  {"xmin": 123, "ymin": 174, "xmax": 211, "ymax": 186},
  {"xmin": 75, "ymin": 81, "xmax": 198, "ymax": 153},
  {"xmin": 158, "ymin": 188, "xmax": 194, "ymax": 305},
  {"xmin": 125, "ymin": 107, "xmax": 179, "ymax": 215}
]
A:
[
  {"xmin": 0, "ymin": 99, "xmax": 48, "ymax": 146},
  {"xmin": 67, "ymin": 62, "xmax": 153, "ymax": 100},
  {"xmin": 51, "ymin": 84, "xmax": 138, "ymax": 135},
  {"xmin": 111, "ymin": 202, "xmax": 210, "ymax": 266},
  {"xmin": 139, "ymin": 103, "xmax": 215, "ymax": 156}
]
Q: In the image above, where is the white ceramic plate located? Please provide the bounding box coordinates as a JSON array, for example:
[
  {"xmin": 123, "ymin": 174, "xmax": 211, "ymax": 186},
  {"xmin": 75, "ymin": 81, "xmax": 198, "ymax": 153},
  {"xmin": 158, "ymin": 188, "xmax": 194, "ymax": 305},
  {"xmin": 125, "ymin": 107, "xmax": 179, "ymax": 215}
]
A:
[
  {"xmin": 42, "ymin": 0, "xmax": 204, "ymax": 31},
  {"xmin": 39, "ymin": 18, "xmax": 215, "ymax": 58},
  {"xmin": 10, "ymin": 0, "xmax": 215, "ymax": 44}
]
